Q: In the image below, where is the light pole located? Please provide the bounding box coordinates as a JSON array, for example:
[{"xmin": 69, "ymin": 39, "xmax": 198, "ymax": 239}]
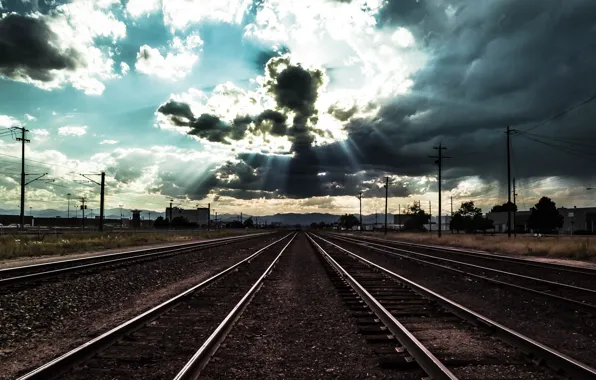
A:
[
  {"xmin": 119, "ymin": 204, "xmax": 123, "ymax": 228},
  {"xmin": 67, "ymin": 193, "xmax": 71, "ymax": 219},
  {"xmin": 358, "ymin": 192, "xmax": 363, "ymax": 232},
  {"xmin": 169, "ymin": 199, "xmax": 173, "ymax": 230},
  {"xmin": 587, "ymin": 189, "xmax": 596, "ymax": 233},
  {"xmin": 29, "ymin": 207, "xmax": 32, "ymax": 217}
]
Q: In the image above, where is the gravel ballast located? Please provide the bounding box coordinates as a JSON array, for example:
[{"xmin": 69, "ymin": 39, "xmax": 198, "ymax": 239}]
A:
[
  {"xmin": 0, "ymin": 233, "xmax": 283, "ymax": 379},
  {"xmin": 201, "ymin": 233, "xmax": 406, "ymax": 380},
  {"xmin": 322, "ymin": 234, "xmax": 596, "ymax": 369}
]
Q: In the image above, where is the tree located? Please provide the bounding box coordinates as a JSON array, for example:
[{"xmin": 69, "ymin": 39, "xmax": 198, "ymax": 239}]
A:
[
  {"xmin": 528, "ymin": 197, "xmax": 563, "ymax": 233},
  {"xmin": 451, "ymin": 201, "xmax": 486, "ymax": 233},
  {"xmin": 474, "ymin": 214, "xmax": 494, "ymax": 233},
  {"xmin": 490, "ymin": 201, "xmax": 518, "ymax": 213},
  {"xmin": 171, "ymin": 216, "xmax": 189, "ymax": 228},
  {"xmin": 154, "ymin": 216, "xmax": 168, "ymax": 229},
  {"xmin": 450, "ymin": 213, "xmax": 465, "ymax": 233},
  {"xmin": 338, "ymin": 214, "xmax": 360, "ymax": 229},
  {"xmin": 243, "ymin": 217, "xmax": 254, "ymax": 228},
  {"xmin": 403, "ymin": 202, "xmax": 430, "ymax": 231}
]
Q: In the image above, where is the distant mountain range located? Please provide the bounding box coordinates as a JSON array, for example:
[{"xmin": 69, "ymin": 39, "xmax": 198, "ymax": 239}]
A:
[{"xmin": 0, "ymin": 209, "xmax": 392, "ymax": 226}]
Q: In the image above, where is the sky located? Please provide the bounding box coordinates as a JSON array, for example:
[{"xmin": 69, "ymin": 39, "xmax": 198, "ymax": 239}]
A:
[{"xmin": 1, "ymin": 0, "xmax": 596, "ymax": 217}]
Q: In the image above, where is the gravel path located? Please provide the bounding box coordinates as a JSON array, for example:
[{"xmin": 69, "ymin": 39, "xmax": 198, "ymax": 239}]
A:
[
  {"xmin": 324, "ymin": 235, "xmax": 596, "ymax": 370},
  {"xmin": 0, "ymin": 234, "xmax": 283, "ymax": 379},
  {"xmin": 201, "ymin": 233, "xmax": 407, "ymax": 380}
]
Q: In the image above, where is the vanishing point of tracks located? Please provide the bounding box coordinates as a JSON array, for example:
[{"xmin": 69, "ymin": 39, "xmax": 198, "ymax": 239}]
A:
[{"xmin": 12, "ymin": 232, "xmax": 596, "ymax": 379}]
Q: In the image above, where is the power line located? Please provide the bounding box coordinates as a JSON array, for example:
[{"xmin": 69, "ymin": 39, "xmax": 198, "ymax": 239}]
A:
[
  {"xmin": 516, "ymin": 133, "xmax": 596, "ymax": 163},
  {"xmin": 522, "ymin": 91, "xmax": 596, "ymax": 133}
]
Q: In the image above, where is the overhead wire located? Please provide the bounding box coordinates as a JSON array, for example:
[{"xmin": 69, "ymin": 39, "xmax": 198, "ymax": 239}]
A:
[
  {"xmin": 522, "ymin": 91, "xmax": 596, "ymax": 133},
  {"xmin": 515, "ymin": 133, "xmax": 596, "ymax": 163}
]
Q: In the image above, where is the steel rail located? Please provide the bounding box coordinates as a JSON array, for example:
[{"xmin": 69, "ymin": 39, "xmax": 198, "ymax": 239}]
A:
[
  {"xmin": 327, "ymin": 234, "xmax": 596, "ymax": 313},
  {"xmin": 0, "ymin": 232, "xmax": 272, "ymax": 287},
  {"xmin": 333, "ymin": 234, "xmax": 596, "ymax": 295},
  {"xmin": 306, "ymin": 233, "xmax": 458, "ymax": 380},
  {"xmin": 337, "ymin": 233, "xmax": 596, "ymax": 276},
  {"xmin": 16, "ymin": 233, "xmax": 293, "ymax": 380},
  {"xmin": 174, "ymin": 233, "xmax": 297, "ymax": 380},
  {"xmin": 314, "ymin": 234, "xmax": 596, "ymax": 380}
]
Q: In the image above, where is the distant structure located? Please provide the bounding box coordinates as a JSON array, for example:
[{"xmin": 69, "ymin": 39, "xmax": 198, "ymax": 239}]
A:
[
  {"xmin": 165, "ymin": 205, "xmax": 210, "ymax": 226},
  {"xmin": 558, "ymin": 206, "xmax": 596, "ymax": 234},
  {"xmin": 486, "ymin": 211, "xmax": 530, "ymax": 233},
  {"xmin": 131, "ymin": 209, "xmax": 142, "ymax": 229}
]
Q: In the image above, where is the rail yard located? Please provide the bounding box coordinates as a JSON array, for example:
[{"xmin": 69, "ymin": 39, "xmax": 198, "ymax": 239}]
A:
[{"xmin": 1, "ymin": 231, "xmax": 595, "ymax": 380}]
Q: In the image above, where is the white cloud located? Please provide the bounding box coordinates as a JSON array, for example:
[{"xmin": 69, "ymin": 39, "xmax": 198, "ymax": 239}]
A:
[
  {"xmin": 244, "ymin": 0, "xmax": 426, "ymax": 114},
  {"xmin": 126, "ymin": 0, "xmax": 160, "ymax": 18},
  {"xmin": 31, "ymin": 129, "xmax": 49, "ymax": 136},
  {"xmin": 120, "ymin": 62, "xmax": 130, "ymax": 75},
  {"xmin": 135, "ymin": 33, "xmax": 203, "ymax": 80},
  {"xmin": 58, "ymin": 125, "xmax": 88, "ymax": 136},
  {"xmin": 392, "ymin": 27, "xmax": 415, "ymax": 48},
  {"xmin": 24, "ymin": 114, "xmax": 37, "ymax": 121},
  {"xmin": 0, "ymin": 115, "xmax": 20, "ymax": 128},
  {"xmin": 162, "ymin": 0, "xmax": 251, "ymax": 30},
  {"xmin": 9, "ymin": 1, "xmax": 127, "ymax": 95},
  {"xmin": 100, "ymin": 139, "xmax": 119, "ymax": 145}
]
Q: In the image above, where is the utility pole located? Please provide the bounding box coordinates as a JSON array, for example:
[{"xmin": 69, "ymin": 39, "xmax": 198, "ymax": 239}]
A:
[
  {"xmin": 358, "ymin": 191, "xmax": 363, "ymax": 232},
  {"xmin": 240, "ymin": 212, "xmax": 243, "ymax": 223},
  {"xmin": 80, "ymin": 197, "xmax": 87, "ymax": 230},
  {"xmin": 398, "ymin": 203, "xmax": 401, "ymax": 229},
  {"xmin": 16, "ymin": 126, "xmax": 30, "ymax": 231},
  {"xmin": 429, "ymin": 200, "xmax": 432, "ymax": 233},
  {"xmin": 80, "ymin": 172, "xmax": 106, "ymax": 231},
  {"xmin": 384, "ymin": 176, "xmax": 389, "ymax": 235},
  {"xmin": 208, "ymin": 203, "xmax": 211, "ymax": 229},
  {"xmin": 506, "ymin": 126, "xmax": 512, "ymax": 238},
  {"xmin": 430, "ymin": 143, "xmax": 450, "ymax": 237},
  {"xmin": 513, "ymin": 177, "xmax": 517, "ymax": 237},
  {"xmin": 100, "ymin": 172, "xmax": 105, "ymax": 231},
  {"xmin": 450, "ymin": 196, "xmax": 454, "ymax": 233},
  {"xmin": 67, "ymin": 193, "xmax": 71, "ymax": 219},
  {"xmin": 169, "ymin": 199, "xmax": 173, "ymax": 228},
  {"xmin": 119, "ymin": 204, "xmax": 123, "ymax": 228}
]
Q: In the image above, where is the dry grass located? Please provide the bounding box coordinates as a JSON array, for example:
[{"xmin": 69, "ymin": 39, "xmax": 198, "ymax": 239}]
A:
[
  {"xmin": 366, "ymin": 232, "xmax": 596, "ymax": 261},
  {"xmin": 0, "ymin": 230, "xmax": 249, "ymax": 260}
]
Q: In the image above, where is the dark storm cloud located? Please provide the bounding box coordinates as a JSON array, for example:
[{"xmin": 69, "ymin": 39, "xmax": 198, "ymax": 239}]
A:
[
  {"xmin": 157, "ymin": 56, "xmax": 327, "ymax": 154},
  {"xmin": 265, "ymin": 57, "xmax": 323, "ymax": 117},
  {"xmin": 255, "ymin": 109, "xmax": 287, "ymax": 136},
  {"xmin": 157, "ymin": 100, "xmax": 194, "ymax": 124},
  {"xmin": 0, "ymin": 14, "xmax": 81, "ymax": 82},
  {"xmin": 329, "ymin": 0, "xmax": 596, "ymax": 189},
  {"xmin": 159, "ymin": 1, "xmax": 596, "ymax": 202}
]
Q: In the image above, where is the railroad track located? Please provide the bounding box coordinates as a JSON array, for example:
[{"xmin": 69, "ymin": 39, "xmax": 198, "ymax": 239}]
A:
[
  {"xmin": 308, "ymin": 233, "xmax": 596, "ymax": 380},
  {"xmin": 16, "ymin": 232, "xmax": 297, "ymax": 380},
  {"xmin": 327, "ymin": 233, "xmax": 596, "ymax": 312},
  {"xmin": 0, "ymin": 232, "xmax": 272, "ymax": 289}
]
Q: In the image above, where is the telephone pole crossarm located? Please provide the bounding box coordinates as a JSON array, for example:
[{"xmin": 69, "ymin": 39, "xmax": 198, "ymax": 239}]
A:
[
  {"xmin": 80, "ymin": 174, "xmax": 101, "ymax": 186},
  {"xmin": 24, "ymin": 173, "xmax": 48, "ymax": 186}
]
